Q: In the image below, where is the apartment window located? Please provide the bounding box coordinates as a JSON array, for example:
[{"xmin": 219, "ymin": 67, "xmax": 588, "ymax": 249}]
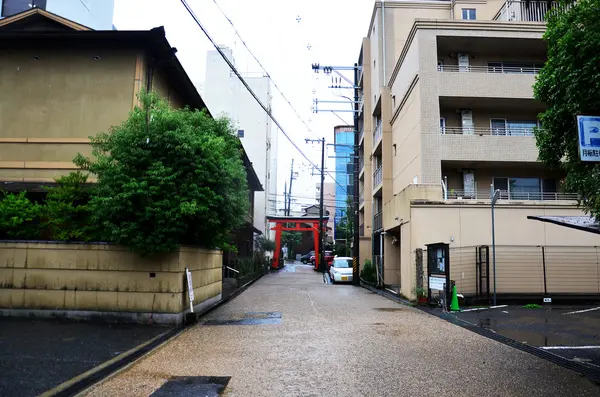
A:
[
  {"xmin": 493, "ymin": 177, "xmax": 557, "ymax": 199},
  {"xmin": 237, "ymin": 129, "xmax": 244, "ymax": 138},
  {"xmin": 1, "ymin": 0, "xmax": 46, "ymax": 17},
  {"xmin": 490, "ymin": 119, "xmax": 538, "ymax": 136},
  {"xmin": 440, "ymin": 117, "xmax": 446, "ymax": 134},
  {"xmin": 462, "ymin": 8, "xmax": 476, "ymax": 20}
]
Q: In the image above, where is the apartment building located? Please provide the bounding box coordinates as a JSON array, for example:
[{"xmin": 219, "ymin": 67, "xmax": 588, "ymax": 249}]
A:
[
  {"xmin": 315, "ymin": 182, "xmax": 336, "ymax": 239},
  {"xmin": 200, "ymin": 47, "xmax": 278, "ymax": 239},
  {"xmin": 0, "ymin": 0, "xmax": 115, "ymax": 30},
  {"xmin": 358, "ymin": 1, "xmax": 599, "ymax": 301},
  {"xmin": 333, "ymin": 125, "xmax": 354, "ymax": 242}
]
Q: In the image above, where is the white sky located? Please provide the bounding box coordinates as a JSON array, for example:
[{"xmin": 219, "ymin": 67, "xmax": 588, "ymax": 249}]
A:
[{"xmin": 113, "ymin": 0, "xmax": 375, "ymax": 211}]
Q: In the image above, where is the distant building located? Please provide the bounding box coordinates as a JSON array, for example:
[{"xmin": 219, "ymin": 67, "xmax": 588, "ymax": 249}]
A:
[
  {"xmin": 0, "ymin": 0, "xmax": 115, "ymax": 30},
  {"xmin": 199, "ymin": 46, "xmax": 278, "ymax": 239},
  {"xmin": 333, "ymin": 125, "xmax": 354, "ymax": 241},
  {"xmin": 315, "ymin": 182, "xmax": 336, "ymax": 238}
]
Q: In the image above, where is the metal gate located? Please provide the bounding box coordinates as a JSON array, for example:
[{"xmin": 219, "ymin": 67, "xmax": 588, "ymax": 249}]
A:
[{"xmin": 476, "ymin": 245, "xmax": 490, "ymax": 300}]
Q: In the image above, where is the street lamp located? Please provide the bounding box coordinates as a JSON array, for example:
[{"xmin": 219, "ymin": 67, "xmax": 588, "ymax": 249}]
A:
[{"xmin": 491, "ymin": 188, "xmax": 500, "ymax": 306}]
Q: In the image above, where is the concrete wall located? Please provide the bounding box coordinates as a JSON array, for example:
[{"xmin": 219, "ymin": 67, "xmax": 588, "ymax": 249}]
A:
[
  {"xmin": 46, "ymin": 0, "xmax": 115, "ymax": 30},
  {"xmin": 0, "ymin": 242, "xmax": 222, "ymax": 324},
  {"xmin": 0, "ymin": 48, "xmax": 137, "ymax": 182}
]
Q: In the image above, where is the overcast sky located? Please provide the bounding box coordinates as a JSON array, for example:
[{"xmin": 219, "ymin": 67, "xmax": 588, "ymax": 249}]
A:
[{"xmin": 113, "ymin": 0, "xmax": 375, "ymax": 211}]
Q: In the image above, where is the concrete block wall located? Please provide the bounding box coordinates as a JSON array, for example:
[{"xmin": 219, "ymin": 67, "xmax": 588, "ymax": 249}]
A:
[{"xmin": 0, "ymin": 242, "xmax": 222, "ymax": 324}]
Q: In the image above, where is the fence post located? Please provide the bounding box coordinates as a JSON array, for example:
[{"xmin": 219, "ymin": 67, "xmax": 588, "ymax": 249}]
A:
[
  {"xmin": 541, "ymin": 246, "xmax": 547, "ymax": 295},
  {"xmin": 415, "ymin": 248, "xmax": 424, "ymax": 291}
]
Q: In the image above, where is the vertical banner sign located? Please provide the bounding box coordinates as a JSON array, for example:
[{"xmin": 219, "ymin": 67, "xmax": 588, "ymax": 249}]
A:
[
  {"xmin": 185, "ymin": 267, "xmax": 194, "ymax": 313},
  {"xmin": 577, "ymin": 115, "xmax": 600, "ymax": 162}
]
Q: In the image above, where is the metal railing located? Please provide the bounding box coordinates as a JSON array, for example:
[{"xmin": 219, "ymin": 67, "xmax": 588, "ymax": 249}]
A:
[
  {"xmin": 359, "ymin": 128, "xmax": 365, "ymax": 143},
  {"xmin": 439, "ymin": 64, "xmax": 541, "ymax": 74},
  {"xmin": 441, "ymin": 126, "xmax": 537, "ymax": 136},
  {"xmin": 373, "ymin": 211, "xmax": 383, "ymax": 231},
  {"xmin": 446, "ymin": 189, "xmax": 579, "ymax": 201},
  {"xmin": 373, "ymin": 165, "xmax": 383, "ymax": 188},
  {"xmin": 359, "ymin": 188, "xmax": 365, "ymax": 205},
  {"xmin": 373, "ymin": 120, "xmax": 382, "ymax": 144},
  {"xmin": 494, "ymin": 0, "xmax": 570, "ymax": 22},
  {"xmin": 359, "ymin": 155, "xmax": 364, "ymax": 173},
  {"xmin": 359, "ymin": 223, "xmax": 365, "ymax": 237}
]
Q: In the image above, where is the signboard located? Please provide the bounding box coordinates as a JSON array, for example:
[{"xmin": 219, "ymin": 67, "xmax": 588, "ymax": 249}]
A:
[
  {"xmin": 577, "ymin": 115, "xmax": 600, "ymax": 161},
  {"xmin": 429, "ymin": 276, "xmax": 446, "ymax": 291},
  {"xmin": 185, "ymin": 267, "xmax": 194, "ymax": 312}
]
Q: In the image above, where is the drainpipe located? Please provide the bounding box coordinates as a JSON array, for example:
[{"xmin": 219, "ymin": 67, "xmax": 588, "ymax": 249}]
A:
[
  {"xmin": 450, "ymin": 0, "xmax": 455, "ymax": 19},
  {"xmin": 381, "ymin": 1, "xmax": 386, "ymax": 86},
  {"xmin": 380, "ymin": 231, "xmax": 387, "ymax": 287}
]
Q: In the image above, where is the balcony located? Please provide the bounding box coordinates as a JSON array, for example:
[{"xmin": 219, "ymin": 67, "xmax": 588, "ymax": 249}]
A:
[
  {"xmin": 441, "ymin": 126, "xmax": 536, "ymax": 136},
  {"xmin": 359, "ymin": 223, "xmax": 365, "ymax": 237},
  {"xmin": 359, "ymin": 188, "xmax": 365, "ymax": 205},
  {"xmin": 446, "ymin": 189, "xmax": 578, "ymax": 202},
  {"xmin": 438, "ymin": 65, "xmax": 541, "ymax": 75},
  {"xmin": 373, "ymin": 211, "xmax": 383, "ymax": 232},
  {"xmin": 373, "ymin": 165, "xmax": 383, "ymax": 188},
  {"xmin": 359, "ymin": 128, "xmax": 365, "ymax": 143},
  {"xmin": 373, "ymin": 120, "xmax": 382, "ymax": 146},
  {"xmin": 359, "ymin": 155, "xmax": 364, "ymax": 173},
  {"xmin": 494, "ymin": 1, "xmax": 571, "ymax": 22}
]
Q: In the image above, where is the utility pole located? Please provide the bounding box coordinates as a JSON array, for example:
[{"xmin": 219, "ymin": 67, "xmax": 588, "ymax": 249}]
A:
[
  {"xmin": 283, "ymin": 181, "xmax": 287, "ymax": 216},
  {"xmin": 306, "ymin": 137, "xmax": 327, "ymax": 272},
  {"xmin": 287, "ymin": 158, "xmax": 294, "ymax": 216},
  {"xmin": 311, "ymin": 62, "xmax": 362, "ymax": 284}
]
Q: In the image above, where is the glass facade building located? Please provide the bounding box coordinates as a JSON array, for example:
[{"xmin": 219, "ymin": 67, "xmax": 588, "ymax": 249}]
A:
[{"xmin": 333, "ymin": 125, "xmax": 354, "ymax": 241}]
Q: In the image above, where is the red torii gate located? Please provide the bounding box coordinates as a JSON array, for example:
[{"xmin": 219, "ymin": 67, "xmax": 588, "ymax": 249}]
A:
[{"xmin": 267, "ymin": 215, "xmax": 329, "ymax": 270}]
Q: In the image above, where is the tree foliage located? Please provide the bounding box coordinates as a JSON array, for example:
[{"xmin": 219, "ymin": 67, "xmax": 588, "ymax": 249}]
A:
[
  {"xmin": 533, "ymin": 0, "xmax": 600, "ymax": 218},
  {"xmin": 255, "ymin": 235, "xmax": 275, "ymax": 252},
  {"xmin": 74, "ymin": 92, "xmax": 249, "ymax": 255},
  {"xmin": 43, "ymin": 172, "xmax": 96, "ymax": 241},
  {"xmin": 0, "ymin": 191, "xmax": 41, "ymax": 239}
]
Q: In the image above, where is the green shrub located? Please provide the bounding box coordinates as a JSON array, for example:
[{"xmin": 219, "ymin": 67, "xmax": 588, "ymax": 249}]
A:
[
  {"xmin": 0, "ymin": 191, "xmax": 41, "ymax": 239},
  {"xmin": 360, "ymin": 259, "xmax": 376, "ymax": 283}
]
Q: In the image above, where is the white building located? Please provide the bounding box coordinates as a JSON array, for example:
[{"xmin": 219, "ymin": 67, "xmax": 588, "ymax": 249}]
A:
[
  {"xmin": 199, "ymin": 46, "xmax": 278, "ymax": 238},
  {"xmin": 0, "ymin": 0, "xmax": 115, "ymax": 30}
]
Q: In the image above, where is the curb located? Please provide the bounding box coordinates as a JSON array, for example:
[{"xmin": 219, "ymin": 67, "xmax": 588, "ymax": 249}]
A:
[
  {"xmin": 41, "ymin": 271, "xmax": 267, "ymax": 397},
  {"xmin": 364, "ymin": 284, "xmax": 600, "ymax": 385}
]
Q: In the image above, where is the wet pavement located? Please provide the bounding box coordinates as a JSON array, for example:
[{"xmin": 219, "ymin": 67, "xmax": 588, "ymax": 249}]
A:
[
  {"xmin": 0, "ymin": 317, "xmax": 170, "ymax": 397},
  {"xmin": 85, "ymin": 262, "xmax": 600, "ymax": 396},
  {"xmin": 454, "ymin": 305, "xmax": 600, "ymax": 369}
]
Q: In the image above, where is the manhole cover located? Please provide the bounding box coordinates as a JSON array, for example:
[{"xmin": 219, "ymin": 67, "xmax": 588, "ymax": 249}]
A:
[
  {"xmin": 203, "ymin": 312, "xmax": 282, "ymax": 326},
  {"xmin": 150, "ymin": 376, "xmax": 231, "ymax": 396}
]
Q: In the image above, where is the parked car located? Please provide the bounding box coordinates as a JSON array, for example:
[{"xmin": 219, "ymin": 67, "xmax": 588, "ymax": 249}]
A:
[
  {"xmin": 311, "ymin": 251, "xmax": 334, "ymax": 270},
  {"xmin": 328, "ymin": 257, "xmax": 354, "ymax": 283},
  {"xmin": 300, "ymin": 251, "xmax": 314, "ymax": 264}
]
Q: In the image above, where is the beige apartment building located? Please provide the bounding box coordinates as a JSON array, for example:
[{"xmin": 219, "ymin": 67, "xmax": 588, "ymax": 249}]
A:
[{"xmin": 358, "ymin": 1, "xmax": 600, "ymax": 301}]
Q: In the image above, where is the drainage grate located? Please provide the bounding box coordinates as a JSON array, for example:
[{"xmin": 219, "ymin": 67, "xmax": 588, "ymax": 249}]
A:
[
  {"xmin": 150, "ymin": 376, "xmax": 231, "ymax": 396},
  {"xmin": 203, "ymin": 312, "xmax": 282, "ymax": 326}
]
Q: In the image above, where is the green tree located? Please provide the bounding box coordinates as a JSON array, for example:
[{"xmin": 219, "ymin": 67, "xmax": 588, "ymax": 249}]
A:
[
  {"xmin": 255, "ymin": 235, "xmax": 275, "ymax": 252},
  {"xmin": 43, "ymin": 172, "xmax": 96, "ymax": 241},
  {"xmin": 533, "ymin": 0, "xmax": 600, "ymax": 217},
  {"xmin": 0, "ymin": 191, "xmax": 41, "ymax": 239},
  {"xmin": 74, "ymin": 92, "xmax": 249, "ymax": 255},
  {"xmin": 281, "ymin": 230, "xmax": 302, "ymax": 258}
]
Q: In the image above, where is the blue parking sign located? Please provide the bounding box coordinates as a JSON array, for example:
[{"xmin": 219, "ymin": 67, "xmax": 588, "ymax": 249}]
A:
[{"xmin": 578, "ymin": 115, "xmax": 600, "ymax": 162}]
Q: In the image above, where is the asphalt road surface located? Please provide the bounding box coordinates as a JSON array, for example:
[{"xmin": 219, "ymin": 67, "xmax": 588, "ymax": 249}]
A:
[
  {"xmin": 0, "ymin": 317, "xmax": 169, "ymax": 397},
  {"xmin": 86, "ymin": 262, "xmax": 600, "ymax": 396}
]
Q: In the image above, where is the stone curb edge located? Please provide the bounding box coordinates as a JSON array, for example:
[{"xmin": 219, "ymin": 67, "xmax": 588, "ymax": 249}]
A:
[
  {"xmin": 359, "ymin": 282, "xmax": 600, "ymax": 385},
  {"xmin": 41, "ymin": 271, "xmax": 268, "ymax": 397}
]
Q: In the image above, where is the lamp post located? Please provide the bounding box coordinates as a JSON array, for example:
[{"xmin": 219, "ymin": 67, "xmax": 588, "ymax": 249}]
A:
[{"xmin": 491, "ymin": 188, "xmax": 500, "ymax": 306}]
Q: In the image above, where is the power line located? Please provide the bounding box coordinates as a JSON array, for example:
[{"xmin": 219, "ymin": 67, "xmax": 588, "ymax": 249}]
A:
[{"xmin": 202, "ymin": 0, "xmax": 348, "ymax": 193}]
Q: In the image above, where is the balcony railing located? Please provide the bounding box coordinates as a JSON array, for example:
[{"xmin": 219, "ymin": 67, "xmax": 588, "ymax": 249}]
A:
[
  {"xmin": 373, "ymin": 165, "xmax": 383, "ymax": 188},
  {"xmin": 438, "ymin": 65, "xmax": 541, "ymax": 74},
  {"xmin": 373, "ymin": 211, "xmax": 383, "ymax": 232},
  {"xmin": 359, "ymin": 223, "xmax": 365, "ymax": 237},
  {"xmin": 359, "ymin": 188, "xmax": 365, "ymax": 205},
  {"xmin": 440, "ymin": 126, "xmax": 537, "ymax": 136},
  {"xmin": 494, "ymin": 1, "xmax": 571, "ymax": 22},
  {"xmin": 446, "ymin": 189, "xmax": 579, "ymax": 201},
  {"xmin": 359, "ymin": 155, "xmax": 364, "ymax": 173},
  {"xmin": 373, "ymin": 120, "xmax": 382, "ymax": 144}
]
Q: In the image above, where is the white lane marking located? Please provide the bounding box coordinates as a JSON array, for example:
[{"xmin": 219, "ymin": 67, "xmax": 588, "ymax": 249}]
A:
[
  {"xmin": 563, "ymin": 306, "xmax": 600, "ymax": 315},
  {"xmin": 539, "ymin": 346, "xmax": 600, "ymax": 350},
  {"xmin": 460, "ymin": 305, "xmax": 508, "ymax": 313}
]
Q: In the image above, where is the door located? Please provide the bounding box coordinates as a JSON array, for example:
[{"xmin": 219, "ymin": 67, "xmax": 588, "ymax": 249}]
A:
[
  {"xmin": 461, "ymin": 110, "xmax": 474, "ymax": 135},
  {"xmin": 458, "ymin": 53, "xmax": 470, "ymax": 72}
]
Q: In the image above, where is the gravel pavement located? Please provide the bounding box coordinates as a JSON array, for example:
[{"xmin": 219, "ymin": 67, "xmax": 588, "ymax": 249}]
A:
[{"xmin": 85, "ymin": 263, "xmax": 600, "ymax": 396}]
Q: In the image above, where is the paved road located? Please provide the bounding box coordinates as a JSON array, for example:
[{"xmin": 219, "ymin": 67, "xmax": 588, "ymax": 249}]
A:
[
  {"xmin": 0, "ymin": 317, "xmax": 169, "ymax": 397},
  {"xmin": 86, "ymin": 263, "xmax": 600, "ymax": 396}
]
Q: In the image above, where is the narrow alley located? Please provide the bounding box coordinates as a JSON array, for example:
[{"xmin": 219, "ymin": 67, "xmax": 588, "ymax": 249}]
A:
[{"xmin": 85, "ymin": 263, "xmax": 599, "ymax": 396}]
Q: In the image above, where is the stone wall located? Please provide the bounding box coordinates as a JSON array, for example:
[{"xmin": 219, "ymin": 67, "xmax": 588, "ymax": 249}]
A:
[{"xmin": 0, "ymin": 242, "xmax": 222, "ymax": 324}]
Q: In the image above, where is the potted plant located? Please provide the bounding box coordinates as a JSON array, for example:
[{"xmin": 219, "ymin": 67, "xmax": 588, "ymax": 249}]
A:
[{"xmin": 413, "ymin": 287, "xmax": 428, "ymax": 305}]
